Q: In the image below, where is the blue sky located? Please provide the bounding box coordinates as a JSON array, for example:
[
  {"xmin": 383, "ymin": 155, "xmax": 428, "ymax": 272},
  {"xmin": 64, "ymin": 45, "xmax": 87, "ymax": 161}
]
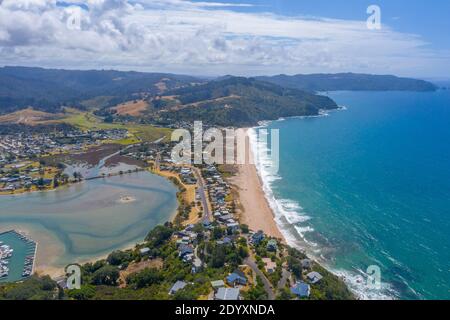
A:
[
  {"xmin": 195, "ymin": 0, "xmax": 450, "ymax": 50},
  {"xmin": 1, "ymin": 0, "xmax": 449, "ymax": 78}
]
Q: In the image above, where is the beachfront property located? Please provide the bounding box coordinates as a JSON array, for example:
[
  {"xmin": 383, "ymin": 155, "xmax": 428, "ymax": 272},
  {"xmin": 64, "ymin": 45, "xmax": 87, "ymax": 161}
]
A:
[
  {"xmin": 0, "ymin": 230, "xmax": 37, "ymax": 283},
  {"xmin": 301, "ymin": 259, "xmax": 312, "ymax": 270},
  {"xmin": 251, "ymin": 230, "xmax": 265, "ymax": 245},
  {"xmin": 266, "ymin": 239, "xmax": 278, "ymax": 252},
  {"xmin": 291, "ymin": 281, "xmax": 311, "ymax": 298},
  {"xmin": 306, "ymin": 271, "xmax": 323, "ymax": 284},
  {"xmin": 262, "ymin": 258, "xmax": 277, "ymax": 274}
]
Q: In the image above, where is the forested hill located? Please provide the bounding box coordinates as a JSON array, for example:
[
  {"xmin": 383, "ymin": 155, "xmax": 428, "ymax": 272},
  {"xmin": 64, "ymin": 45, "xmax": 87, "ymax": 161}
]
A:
[
  {"xmin": 256, "ymin": 73, "xmax": 437, "ymax": 92},
  {"xmin": 0, "ymin": 66, "xmax": 201, "ymax": 114},
  {"xmin": 159, "ymin": 77, "xmax": 338, "ymax": 127}
]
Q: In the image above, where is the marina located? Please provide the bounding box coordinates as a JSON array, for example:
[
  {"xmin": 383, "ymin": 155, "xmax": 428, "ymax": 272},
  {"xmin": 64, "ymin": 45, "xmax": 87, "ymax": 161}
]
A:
[{"xmin": 0, "ymin": 230, "xmax": 36, "ymax": 282}]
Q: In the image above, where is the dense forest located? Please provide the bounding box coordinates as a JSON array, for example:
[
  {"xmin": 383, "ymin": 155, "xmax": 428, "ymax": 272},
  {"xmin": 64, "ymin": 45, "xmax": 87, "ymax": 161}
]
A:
[{"xmin": 0, "ymin": 66, "xmax": 201, "ymax": 114}]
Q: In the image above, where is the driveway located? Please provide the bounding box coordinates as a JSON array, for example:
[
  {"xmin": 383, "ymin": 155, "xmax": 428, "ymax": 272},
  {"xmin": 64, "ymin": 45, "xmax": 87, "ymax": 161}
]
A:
[{"xmin": 244, "ymin": 257, "xmax": 275, "ymax": 300}]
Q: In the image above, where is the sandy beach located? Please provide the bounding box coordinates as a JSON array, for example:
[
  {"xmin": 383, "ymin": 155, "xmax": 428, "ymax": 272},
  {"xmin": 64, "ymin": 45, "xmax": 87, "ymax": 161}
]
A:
[{"xmin": 228, "ymin": 129, "xmax": 285, "ymax": 242}]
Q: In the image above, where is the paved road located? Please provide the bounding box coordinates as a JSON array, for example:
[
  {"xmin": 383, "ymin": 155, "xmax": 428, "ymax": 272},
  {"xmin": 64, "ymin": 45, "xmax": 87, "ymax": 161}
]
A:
[
  {"xmin": 244, "ymin": 257, "xmax": 275, "ymax": 300},
  {"xmin": 278, "ymin": 268, "xmax": 291, "ymax": 290},
  {"xmin": 155, "ymin": 153, "xmax": 161, "ymax": 171},
  {"xmin": 193, "ymin": 168, "xmax": 212, "ymax": 222}
]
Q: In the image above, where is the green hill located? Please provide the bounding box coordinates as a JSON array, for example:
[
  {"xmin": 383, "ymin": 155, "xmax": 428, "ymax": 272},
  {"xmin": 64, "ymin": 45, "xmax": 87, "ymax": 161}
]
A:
[
  {"xmin": 0, "ymin": 66, "xmax": 201, "ymax": 114},
  {"xmin": 159, "ymin": 77, "xmax": 338, "ymax": 127}
]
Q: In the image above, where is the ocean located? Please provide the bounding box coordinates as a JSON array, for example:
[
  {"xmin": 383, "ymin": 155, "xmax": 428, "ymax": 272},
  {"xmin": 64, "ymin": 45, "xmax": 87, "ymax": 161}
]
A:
[{"xmin": 250, "ymin": 90, "xmax": 450, "ymax": 300}]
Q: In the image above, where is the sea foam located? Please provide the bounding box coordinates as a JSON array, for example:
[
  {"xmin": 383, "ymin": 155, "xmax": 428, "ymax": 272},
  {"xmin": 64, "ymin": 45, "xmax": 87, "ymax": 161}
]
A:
[{"xmin": 248, "ymin": 106, "xmax": 399, "ymax": 300}]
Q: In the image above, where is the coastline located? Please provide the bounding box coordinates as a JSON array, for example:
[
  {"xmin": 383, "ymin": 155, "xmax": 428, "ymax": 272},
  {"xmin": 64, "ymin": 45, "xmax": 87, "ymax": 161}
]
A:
[
  {"xmin": 229, "ymin": 126, "xmax": 361, "ymax": 299},
  {"xmin": 228, "ymin": 128, "xmax": 285, "ymax": 242}
]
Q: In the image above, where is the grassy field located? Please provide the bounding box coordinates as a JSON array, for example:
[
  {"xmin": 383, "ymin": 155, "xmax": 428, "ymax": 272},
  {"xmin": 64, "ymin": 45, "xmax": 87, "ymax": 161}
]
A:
[{"xmin": 62, "ymin": 109, "xmax": 172, "ymax": 144}]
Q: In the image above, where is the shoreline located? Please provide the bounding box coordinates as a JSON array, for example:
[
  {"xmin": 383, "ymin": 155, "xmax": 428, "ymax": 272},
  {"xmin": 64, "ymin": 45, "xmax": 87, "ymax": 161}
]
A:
[
  {"xmin": 229, "ymin": 126, "xmax": 363, "ymax": 299},
  {"xmin": 0, "ymin": 169, "xmax": 180, "ymax": 280},
  {"xmin": 228, "ymin": 128, "xmax": 285, "ymax": 242}
]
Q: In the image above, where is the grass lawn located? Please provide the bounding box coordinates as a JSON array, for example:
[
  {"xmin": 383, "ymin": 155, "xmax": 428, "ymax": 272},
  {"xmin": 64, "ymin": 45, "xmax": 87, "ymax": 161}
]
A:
[{"xmin": 61, "ymin": 109, "xmax": 172, "ymax": 144}]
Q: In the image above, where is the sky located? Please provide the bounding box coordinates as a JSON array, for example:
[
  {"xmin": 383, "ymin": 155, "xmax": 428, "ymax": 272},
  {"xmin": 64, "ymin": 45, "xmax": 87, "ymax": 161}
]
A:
[{"xmin": 0, "ymin": 0, "xmax": 449, "ymax": 78}]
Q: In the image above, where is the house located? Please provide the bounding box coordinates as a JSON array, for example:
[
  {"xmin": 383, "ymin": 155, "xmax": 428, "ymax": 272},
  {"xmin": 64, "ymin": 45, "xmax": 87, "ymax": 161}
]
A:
[
  {"xmin": 215, "ymin": 287, "xmax": 240, "ymax": 300},
  {"xmin": 266, "ymin": 239, "xmax": 278, "ymax": 252},
  {"xmin": 56, "ymin": 278, "xmax": 68, "ymax": 290},
  {"xmin": 139, "ymin": 247, "xmax": 150, "ymax": 256},
  {"xmin": 183, "ymin": 253, "xmax": 194, "ymax": 263},
  {"xmin": 306, "ymin": 271, "xmax": 323, "ymax": 284},
  {"xmin": 178, "ymin": 244, "xmax": 194, "ymax": 258},
  {"xmin": 202, "ymin": 219, "xmax": 212, "ymax": 228},
  {"xmin": 210, "ymin": 280, "xmax": 225, "ymax": 291},
  {"xmin": 251, "ymin": 231, "xmax": 265, "ymax": 245},
  {"xmin": 226, "ymin": 222, "xmax": 240, "ymax": 232},
  {"xmin": 262, "ymin": 258, "xmax": 277, "ymax": 274},
  {"xmin": 218, "ymin": 214, "xmax": 233, "ymax": 222},
  {"xmin": 301, "ymin": 259, "xmax": 312, "ymax": 269},
  {"xmin": 291, "ymin": 281, "xmax": 310, "ymax": 298},
  {"xmin": 169, "ymin": 280, "xmax": 187, "ymax": 295},
  {"xmin": 222, "ymin": 237, "xmax": 232, "ymax": 245},
  {"xmin": 226, "ymin": 270, "xmax": 247, "ymax": 286}
]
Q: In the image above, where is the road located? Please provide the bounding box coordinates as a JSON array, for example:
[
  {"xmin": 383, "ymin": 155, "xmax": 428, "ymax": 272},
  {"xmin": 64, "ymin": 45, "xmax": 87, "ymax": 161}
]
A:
[
  {"xmin": 244, "ymin": 257, "xmax": 275, "ymax": 300},
  {"xmin": 193, "ymin": 168, "xmax": 212, "ymax": 222},
  {"xmin": 277, "ymin": 269, "xmax": 291, "ymax": 290}
]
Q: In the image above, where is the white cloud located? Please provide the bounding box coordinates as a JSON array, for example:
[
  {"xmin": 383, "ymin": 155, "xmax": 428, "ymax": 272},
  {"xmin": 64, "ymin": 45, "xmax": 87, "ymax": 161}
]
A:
[{"xmin": 0, "ymin": 0, "xmax": 448, "ymax": 77}]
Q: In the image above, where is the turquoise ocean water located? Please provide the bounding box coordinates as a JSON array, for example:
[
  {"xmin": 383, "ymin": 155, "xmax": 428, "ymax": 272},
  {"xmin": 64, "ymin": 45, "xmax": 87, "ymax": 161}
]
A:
[{"xmin": 252, "ymin": 90, "xmax": 450, "ymax": 299}]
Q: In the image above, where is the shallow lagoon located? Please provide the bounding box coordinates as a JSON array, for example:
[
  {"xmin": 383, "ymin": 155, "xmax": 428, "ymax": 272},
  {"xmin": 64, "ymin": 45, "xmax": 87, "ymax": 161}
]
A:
[{"xmin": 0, "ymin": 171, "xmax": 178, "ymax": 271}]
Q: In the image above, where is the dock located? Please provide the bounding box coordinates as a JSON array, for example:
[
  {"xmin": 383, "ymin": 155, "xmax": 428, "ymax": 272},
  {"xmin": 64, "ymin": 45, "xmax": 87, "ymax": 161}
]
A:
[{"xmin": 0, "ymin": 230, "xmax": 37, "ymax": 283}]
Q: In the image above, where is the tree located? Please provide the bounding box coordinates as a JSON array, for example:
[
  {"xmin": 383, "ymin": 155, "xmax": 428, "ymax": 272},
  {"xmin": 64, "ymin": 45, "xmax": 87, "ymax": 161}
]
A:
[
  {"xmin": 126, "ymin": 268, "xmax": 163, "ymax": 289},
  {"xmin": 107, "ymin": 250, "xmax": 132, "ymax": 266},
  {"xmin": 243, "ymin": 276, "xmax": 267, "ymax": 300},
  {"xmin": 173, "ymin": 285, "xmax": 198, "ymax": 300},
  {"xmin": 287, "ymin": 257, "xmax": 302, "ymax": 279},
  {"xmin": 1, "ymin": 275, "xmax": 59, "ymax": 300},
  {"xmin": 104, "ymin": 114, "xmax": 114, "ymax": 123},
  {"xmin": 210, "ymin": 245, "xmax": 226, "ymax": 268},
  {"xmin": 276, "ymin": 287, "xmax": 295, "ymax": 300},
  {"xmin": 68, "ymin": 285, "xmax": 96, "ymax": 300},
  {"xmin": 238, "ymin": 246, "xmax": 249, "ymax": 259},
  {"xmin": 212, "ymin": 227, "xmax": 223, "ymax": 240},
  {"xmin": 91, "ymin": 265, "xmax": 120, "ymax": 286},
  {"xmin": 145, "ymin": 225, "xmax": 174, "ymax": 246},
  {"xmin": 240, "ymin": 224, "xmax": 249, "ymax": 234}
]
